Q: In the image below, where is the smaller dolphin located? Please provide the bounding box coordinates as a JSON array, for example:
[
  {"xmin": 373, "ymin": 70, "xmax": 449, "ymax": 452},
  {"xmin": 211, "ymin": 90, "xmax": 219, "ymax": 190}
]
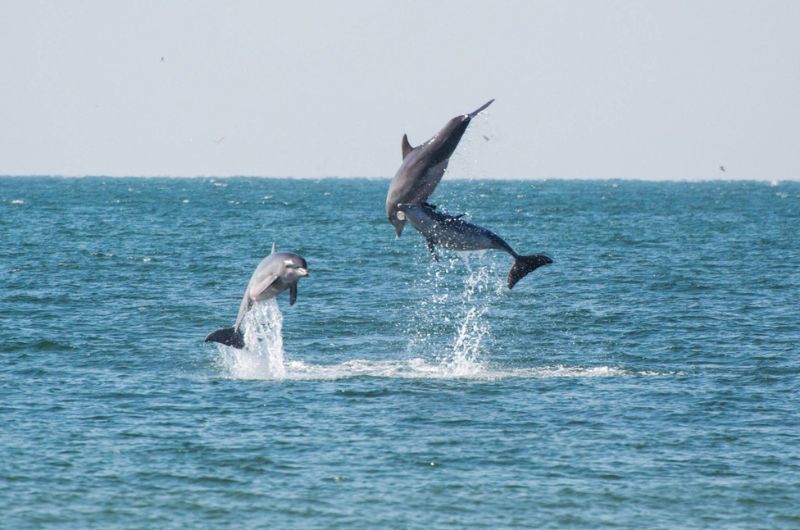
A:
[
  {"xmin": 205, "ymin": 244, "xmax": 309, "ymax": 349},
  {"xmin": 397, "ymin": 203, "xmax": 552, "ymax": 289},
  {"xmin": 386, "ymin": 99, "xmax": 494, "ymax": 237}
]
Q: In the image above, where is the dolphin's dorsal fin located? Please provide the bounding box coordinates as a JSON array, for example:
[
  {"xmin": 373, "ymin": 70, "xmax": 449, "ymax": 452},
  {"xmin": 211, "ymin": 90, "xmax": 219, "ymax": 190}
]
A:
[
  {"xmin": 441, "ymin": 212, "xmax": 466, "ymax": 223},
  {"xmin": 402, "ymin": 134, "xmax": 414, "ymax": 159},
  {"xmin": 271, "ymin": 242, "xmax": 277, "ymax": 254}
]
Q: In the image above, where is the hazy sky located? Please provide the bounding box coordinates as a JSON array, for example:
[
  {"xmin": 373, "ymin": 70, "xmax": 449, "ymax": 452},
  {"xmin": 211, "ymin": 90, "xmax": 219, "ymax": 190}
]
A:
[{"xmin": 2, "ymin": 1, "xmax": 799, "ymax": 179}]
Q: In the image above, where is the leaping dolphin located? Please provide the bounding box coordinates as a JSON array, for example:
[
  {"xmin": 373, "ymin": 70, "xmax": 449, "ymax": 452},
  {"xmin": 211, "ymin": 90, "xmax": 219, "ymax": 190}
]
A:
[
  {"xmin": 386, "ymin": 99, "xmax": 494, "ymax": 237},
  {"xmin": 397, "ymin": 203, "xmax": 552, "ymax": 289},
  {"xmin": 205, "ymin": 243, "xmax": 309, "ymax": 349}
]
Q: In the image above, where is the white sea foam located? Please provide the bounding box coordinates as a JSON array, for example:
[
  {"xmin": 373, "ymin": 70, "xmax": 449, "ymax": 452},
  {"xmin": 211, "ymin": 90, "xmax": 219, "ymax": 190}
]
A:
[
  {"xmin": 218, "ymin": 354, "xmax": 665, "ymax": 381},
  {"xmin": 281, "ymin": 360, "xmax": 664, "ymax": 381}
]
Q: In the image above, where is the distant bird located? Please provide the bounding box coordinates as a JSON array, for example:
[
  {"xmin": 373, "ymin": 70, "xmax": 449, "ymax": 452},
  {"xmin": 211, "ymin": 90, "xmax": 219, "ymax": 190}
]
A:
[
  {"xmin": 160, "ymin": 56, "xmax": 165, "ymax": 62},
  {"xmin": 719, "ymin": 165, "xmax": 726, "ymax": 172},
  {"xmin": 482, "ymin": 134, "xmax": 491, "ymax": 142},
  {"xmin": 214, "ymin": 136, "xmax": 225, "ymax": 144}
]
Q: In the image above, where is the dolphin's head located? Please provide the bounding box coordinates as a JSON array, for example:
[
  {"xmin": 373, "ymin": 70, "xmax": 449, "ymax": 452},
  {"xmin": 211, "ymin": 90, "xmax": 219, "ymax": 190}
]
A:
[
  {"xmin": 430, "ymin": 99, "xmax": 494, "ymax": 158},
  {"xmin": 281, "ymin": 253, "xmax": 309, "ymax": 281},
  {"xmin": 435, "ymin": 115, "xmax": 471, "ymax": 145}
]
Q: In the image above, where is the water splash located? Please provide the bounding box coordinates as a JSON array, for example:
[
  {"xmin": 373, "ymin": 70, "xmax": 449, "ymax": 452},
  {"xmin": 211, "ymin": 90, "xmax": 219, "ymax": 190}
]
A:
[
  {"xmin": 405, "ymin": 252, "xmax": 503, "ymax": 376},
  {"xmin": 208, "ymin": 289, "xmax": 671, "ymax": 382},
  {"xmin": 216, "ymin": 299, "xmax": 287, "ymax": 380},
  {"xmin": 446, "ymin": 305, "xmax": 488, "ymax": 376}
]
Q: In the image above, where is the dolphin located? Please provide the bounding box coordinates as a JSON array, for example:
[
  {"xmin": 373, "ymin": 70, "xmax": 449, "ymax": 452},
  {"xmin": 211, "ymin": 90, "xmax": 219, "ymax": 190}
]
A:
[
  {"xmin": 397, "ymin": 203, "xmax": 552, "ymax": 289},
  {"xmin": 205, "ymin": 243, "xmax": 309, "ymax": 349},
  {"xmin": 386, "ymin": 99, "xmax": 494, "ymax": 236}
]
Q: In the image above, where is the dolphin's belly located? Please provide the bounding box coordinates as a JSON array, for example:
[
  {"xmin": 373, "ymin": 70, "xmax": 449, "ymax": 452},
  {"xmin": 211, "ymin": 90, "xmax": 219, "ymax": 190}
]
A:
[{"xmin": 432, "ymin": 226, "xmax": 496, "ymax": 251}]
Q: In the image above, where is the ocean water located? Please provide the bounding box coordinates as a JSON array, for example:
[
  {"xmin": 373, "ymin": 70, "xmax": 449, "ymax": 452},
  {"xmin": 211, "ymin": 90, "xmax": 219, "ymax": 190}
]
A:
[{"xmin": 1, "ymin": 177, "xmax": 799, "ymax": 529}]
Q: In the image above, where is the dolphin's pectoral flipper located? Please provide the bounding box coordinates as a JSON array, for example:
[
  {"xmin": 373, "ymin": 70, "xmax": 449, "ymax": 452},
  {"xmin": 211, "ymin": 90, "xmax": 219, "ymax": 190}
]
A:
[
  {"xmin": 426, "ymin": 238, "xmax": 439, "ymax": 262},
  {"xmin": 507, "ymin": 254, "xmax": 553, "ymax": 289},
  {"xmin": 205, "ymin": 326, "xmax": 245, "ymax": 349},
  {"xmin": 249, "ymin": 274, "xmax": 279, "ymax": 300},
  {"xmin": 289, "ymin": 284, "xmax": 298, "ymax": 306},
  {"xmin": 402, "ymin": 134, "xmax": 414, "ymax": 159}
]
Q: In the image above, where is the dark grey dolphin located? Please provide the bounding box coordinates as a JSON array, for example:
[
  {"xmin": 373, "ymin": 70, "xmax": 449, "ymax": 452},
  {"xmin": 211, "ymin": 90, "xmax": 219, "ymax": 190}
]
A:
[
  {"xmin": 386, "ymin": 99, "xmax": 494, "ymax": 236},
  {"xmin": 205, "ymin": 243, "xmax": 309, "ymax": 349},
  {"xmin": 397, "ymin": 203, "xmax": 552, "ymax": 289}
]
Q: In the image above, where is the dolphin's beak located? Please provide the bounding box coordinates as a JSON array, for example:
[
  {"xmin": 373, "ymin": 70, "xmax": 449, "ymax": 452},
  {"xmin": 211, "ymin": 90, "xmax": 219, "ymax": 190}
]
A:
[
  {"xmin": 468, "ymin": 99, "xmax": 494, "ymax": 118},
  {"xmin": 298, "ymin": 268, "xmax": 309, "ymax": 277}
]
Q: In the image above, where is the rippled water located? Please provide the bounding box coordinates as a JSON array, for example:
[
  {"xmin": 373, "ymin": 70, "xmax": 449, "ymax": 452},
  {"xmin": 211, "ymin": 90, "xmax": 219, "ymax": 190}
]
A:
[{"xmin": 1, "ymin": 177, "xmax": 799, "ymax": 528}]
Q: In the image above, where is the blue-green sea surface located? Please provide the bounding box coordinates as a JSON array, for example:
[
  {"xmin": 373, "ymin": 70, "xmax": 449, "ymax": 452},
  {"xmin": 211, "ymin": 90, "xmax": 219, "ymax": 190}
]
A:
[{"xmin": 1, "ymin": 177, "xmax": 799, "ymax": 529}]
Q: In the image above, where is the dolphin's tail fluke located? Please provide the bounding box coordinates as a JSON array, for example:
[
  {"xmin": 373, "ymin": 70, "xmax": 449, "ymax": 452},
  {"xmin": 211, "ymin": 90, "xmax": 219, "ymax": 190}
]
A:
[
  {"xmin": 205, "ymin": 326, "xmax": 245, "ymax": 349},
  {"xmin": 508, "ymin": 254, "xmax": 552, "ymax": 289}
]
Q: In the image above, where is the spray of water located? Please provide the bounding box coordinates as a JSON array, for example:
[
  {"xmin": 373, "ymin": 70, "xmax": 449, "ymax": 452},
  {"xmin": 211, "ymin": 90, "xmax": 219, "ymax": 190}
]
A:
[
  {"xmin": 404, "ymin": 252, "xmax": 502, "ymax": 376},
  {"xmin": 216, "ymin": 299, "xmax": 287, "ymax": 380}
]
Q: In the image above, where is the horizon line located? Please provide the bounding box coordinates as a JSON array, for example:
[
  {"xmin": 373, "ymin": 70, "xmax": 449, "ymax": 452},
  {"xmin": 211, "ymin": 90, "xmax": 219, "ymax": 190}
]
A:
[{"xmin": 1, "ymin": 174, "xmax": 797, "ymax": 183}]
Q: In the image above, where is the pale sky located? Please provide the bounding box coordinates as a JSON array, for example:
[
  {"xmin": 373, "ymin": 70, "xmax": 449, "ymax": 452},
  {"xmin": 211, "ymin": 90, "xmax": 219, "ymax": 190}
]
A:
[{"xmin": 2, "ymin": 1, "xmax": 799, "ymax": 180}]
